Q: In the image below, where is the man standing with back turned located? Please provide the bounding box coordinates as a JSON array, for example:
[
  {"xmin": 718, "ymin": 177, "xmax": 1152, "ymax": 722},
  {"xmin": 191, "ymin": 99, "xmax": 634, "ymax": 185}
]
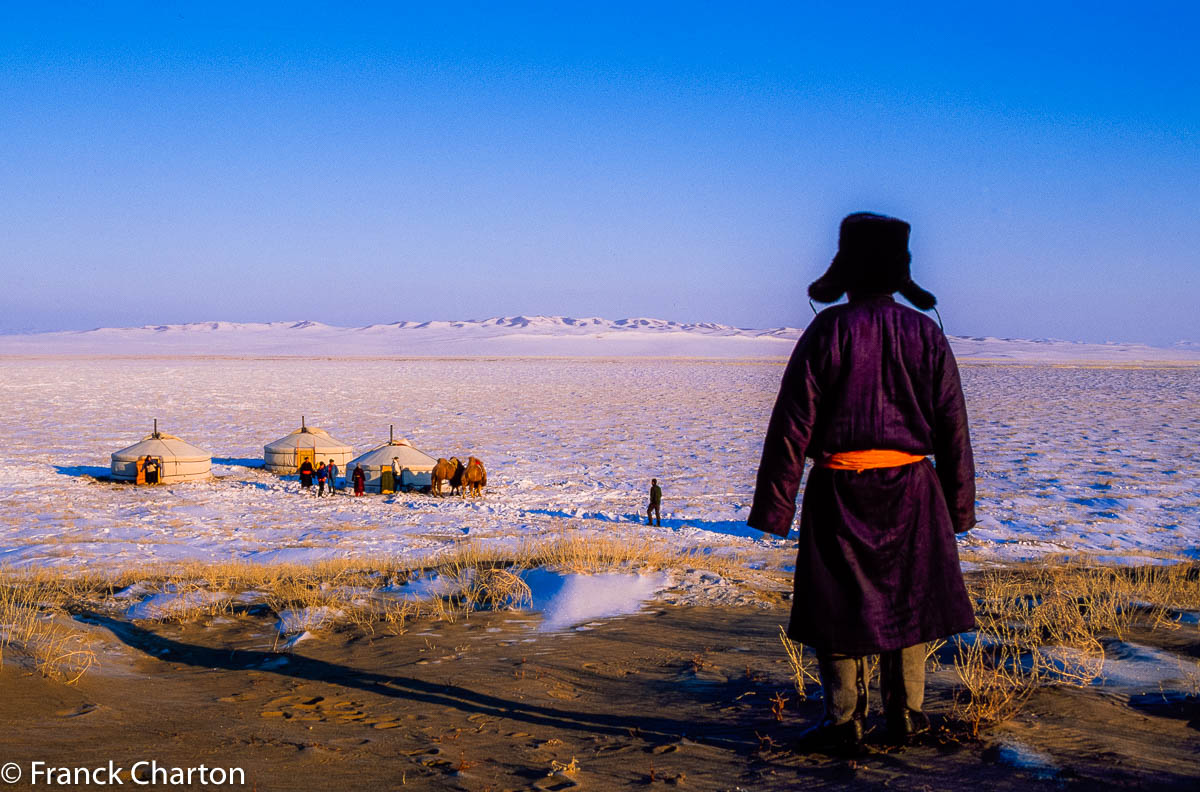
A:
[{"xmin": 748, "ymin": 212, "xmax": 976, "ymax": 754}]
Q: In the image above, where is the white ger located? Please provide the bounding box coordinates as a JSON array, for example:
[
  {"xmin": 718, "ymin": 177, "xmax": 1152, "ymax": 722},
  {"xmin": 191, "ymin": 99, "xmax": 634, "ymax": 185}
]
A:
[
  {"xmin": 110, "ymin": 421, "xmax": 212, "ymax": 484},
  {"xmin": 263, "ymin": 417, "xmax": 355, "ymax": 475},
  {"xmin": 346, "ymin": 426, "xmax": 438, "ymax": 493}
]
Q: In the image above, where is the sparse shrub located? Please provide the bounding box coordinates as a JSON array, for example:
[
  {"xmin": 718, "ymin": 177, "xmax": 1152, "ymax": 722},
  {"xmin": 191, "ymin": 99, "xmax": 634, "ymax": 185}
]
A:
[
  {"xmin": 778, "ymin": 626, "xmax": 819, "ymax": 700},
  {"xmin": 0, "ymin": 579, "xmax": 96, "ymax": 683},
  {"xmin": 946, "ymin": 563, "xmax": 1185, "ymax": 736}
]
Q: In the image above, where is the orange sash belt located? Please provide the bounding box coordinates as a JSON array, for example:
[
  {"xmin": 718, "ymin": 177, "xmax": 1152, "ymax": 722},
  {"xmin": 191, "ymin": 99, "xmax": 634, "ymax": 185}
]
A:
[{"xmin": 817, "ymin": 449, "xmax": 926, "ymax": 473}]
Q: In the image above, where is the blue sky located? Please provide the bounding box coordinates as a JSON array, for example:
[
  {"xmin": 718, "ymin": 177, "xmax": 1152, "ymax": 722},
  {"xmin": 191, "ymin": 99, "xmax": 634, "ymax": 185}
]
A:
[{"xmin": 1, "ymin": 2, "xmax": 1196, "ymax": 343}]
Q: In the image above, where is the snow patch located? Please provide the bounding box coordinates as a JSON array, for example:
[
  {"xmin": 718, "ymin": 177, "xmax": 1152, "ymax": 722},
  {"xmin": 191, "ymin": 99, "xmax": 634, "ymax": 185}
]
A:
[
  {"xmin": 276, "ymin": 606, "xmax": 344, "ymax": 634},
  {"xmin": 1097, "ymin": 640, "xmax": 1200, "ymax": 689},
  {"xmin": 523, "ymin": 569, "xmax": 670, "ymax": 631},
  {"xmin": 994, "ymin": 740, "xmax": 1059, "ymax": 779},
  {"xmin": 125, "ymin": 589, "xmax": 226, "ymax": 621}
]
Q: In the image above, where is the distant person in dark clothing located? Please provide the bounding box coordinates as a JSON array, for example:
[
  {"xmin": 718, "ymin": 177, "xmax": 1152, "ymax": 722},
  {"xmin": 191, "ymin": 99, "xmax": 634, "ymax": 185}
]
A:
[
  {"xmin": 352, "ymin": 464, "xmax": 366, "ymax": 496},
  {"xmin": 647, "ymin": 478, "xmax": 662, "ymax": 526},
  {"xmin": 749, "ymin": 213, "xmax": 976, "ymax": 754},
  {"xmin": 327, "ymin": 459, "xmax": 340, "ymax": 493},
  {"xmin": 316, "ymin": 462, "xmax": 328, "ymax": 497},
  {"xmin": 298, "ymin": 459, "xmax": 314, "ymax": 489},
  {"xmin": 143, "ymin": 457, "xmax": 160, "ymax": 485}
]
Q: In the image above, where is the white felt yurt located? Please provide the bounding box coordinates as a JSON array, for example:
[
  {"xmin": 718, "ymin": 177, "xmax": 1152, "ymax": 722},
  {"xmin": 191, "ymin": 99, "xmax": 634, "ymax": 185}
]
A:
[
  {"xmin": 110, "ymin": 422, "xmax": 212, "ymax": 484},
  {"xmin": 263, "ymin": 418, "xmax": 355, "ymax": 475},
  {"xmin": 346, "ymin": 427, "xmax": 438, "ymax": 493}
]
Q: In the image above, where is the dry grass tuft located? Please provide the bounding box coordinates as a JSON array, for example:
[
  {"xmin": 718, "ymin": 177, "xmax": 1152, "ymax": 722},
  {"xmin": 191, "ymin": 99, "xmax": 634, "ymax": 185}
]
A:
[
  {"xmin": 949, "ymin": 561, "xmax": 1199, "ymax": 736},
  {"xmin": 778, "ymin": 625, "xmax": 819, "ymax": 701},
  {"xmin": 0, "ymin": 578, "xmax": 97, "ymax": 683}
]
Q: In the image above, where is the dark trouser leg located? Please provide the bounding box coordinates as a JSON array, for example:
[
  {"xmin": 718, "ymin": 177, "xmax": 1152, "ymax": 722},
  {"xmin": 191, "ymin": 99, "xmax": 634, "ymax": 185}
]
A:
[
  {"xmin": 816, "ymin": 653, "xmax": 868, "ymax": 725},
  {"xmin": 879, "ymin": 643, "xmax": 926, "ymax": 715},
  {"xmin": 881, "ymin": 643, "xmax": 930, "ymax": 742}
]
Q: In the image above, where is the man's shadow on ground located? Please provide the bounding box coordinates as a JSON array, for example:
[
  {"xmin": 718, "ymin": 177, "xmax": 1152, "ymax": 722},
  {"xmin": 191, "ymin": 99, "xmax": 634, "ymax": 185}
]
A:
[{"xmin": 76, "ymin": 611, "xmax": 759, "ymax": 751}]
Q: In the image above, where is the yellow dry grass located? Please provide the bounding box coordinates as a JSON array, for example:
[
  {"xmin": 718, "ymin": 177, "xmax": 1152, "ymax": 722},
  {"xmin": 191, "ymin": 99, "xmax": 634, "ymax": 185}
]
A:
[
  {"xmin": 0, "ymin": 577, "xmax": 96, "ymax": 683},
  {"xmin": 0, "ymin": 530, "xmax": 746, "ymax": 681},
  {"xmin": 778, "ymin": 625, "xmax": 819, "ymax": 701},
  {"xmin": 950, "ymin": 561, "xmax": 1199, "ymax": 736}
]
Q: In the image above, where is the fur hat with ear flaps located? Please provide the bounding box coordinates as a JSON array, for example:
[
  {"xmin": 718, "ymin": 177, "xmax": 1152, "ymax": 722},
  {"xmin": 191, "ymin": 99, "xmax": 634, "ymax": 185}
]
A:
[{"xmin": 807, "ymin": 212, "xmax": 937, "ymax": 310}]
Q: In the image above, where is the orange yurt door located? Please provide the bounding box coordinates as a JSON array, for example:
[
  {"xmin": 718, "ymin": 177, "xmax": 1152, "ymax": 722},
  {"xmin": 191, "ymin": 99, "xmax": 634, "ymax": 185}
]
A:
[
  {"xmin": 295, "ymin": 448, "xmax": 315, "ymax": 473},
  {"xmin": 140, "ymin": 456, "xmax": 163, "ymax": 485}
]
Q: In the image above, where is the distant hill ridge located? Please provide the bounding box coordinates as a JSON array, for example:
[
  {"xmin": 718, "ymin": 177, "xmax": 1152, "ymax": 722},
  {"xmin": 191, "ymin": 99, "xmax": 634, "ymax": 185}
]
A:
[
  {"xmin": 78, "ymin": 315, "xmax": 800, "ymax": 336},
  {"xmin": 1, "ymin": 316, "xmax": 1198, "ymax": 362}
]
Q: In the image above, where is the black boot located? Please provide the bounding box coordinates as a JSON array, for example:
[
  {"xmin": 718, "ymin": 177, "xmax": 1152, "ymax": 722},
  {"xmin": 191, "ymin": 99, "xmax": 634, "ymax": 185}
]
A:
[
  {"xmin": 886, "ymin": 708, "xmax": 930, "ymax": 746},
  {"xmin": 794, "ymin": 717, "xmax": 865, "ymax": 757}
]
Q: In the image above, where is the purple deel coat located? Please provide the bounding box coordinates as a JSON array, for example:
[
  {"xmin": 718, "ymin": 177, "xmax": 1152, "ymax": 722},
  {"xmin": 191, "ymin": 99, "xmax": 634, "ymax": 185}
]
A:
[{"xmin": 748, "ymin": 295, "xmax": 976, "ymax": 655}]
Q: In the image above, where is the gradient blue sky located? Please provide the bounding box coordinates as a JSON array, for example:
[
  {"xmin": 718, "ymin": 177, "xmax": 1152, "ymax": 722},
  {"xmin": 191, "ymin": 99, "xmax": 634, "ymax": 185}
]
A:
[{"xmin": 1, "ymin": 2, "xmax": 1196, "ymax": 343}]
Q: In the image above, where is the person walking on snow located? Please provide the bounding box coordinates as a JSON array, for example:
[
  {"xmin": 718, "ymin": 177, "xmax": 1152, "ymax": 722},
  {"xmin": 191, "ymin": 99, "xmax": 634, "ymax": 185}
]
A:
[
  {"xmin": 647, "ymin": 478, "xmax": 662, "ymax": 526},
  {"xmin": 749, "ymin": 212, "xmax": 976, "ymax": 755},
  {"xmin": 316, "ymin": 462, "xmax": 328, "ymax": 497},
  {"xmin": 392, "ymin": 456, "xmax": 403, "ymax": 493},
  {"xmin": 352, "ymin": 464, "xmax": 366, "ymax": 496}
]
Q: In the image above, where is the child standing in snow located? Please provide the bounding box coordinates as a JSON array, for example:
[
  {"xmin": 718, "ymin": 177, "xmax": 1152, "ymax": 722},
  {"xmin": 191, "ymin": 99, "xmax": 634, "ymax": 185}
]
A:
[{"xmin": 316, "ymin": 462, "xmax": 328, "ymax": 497}]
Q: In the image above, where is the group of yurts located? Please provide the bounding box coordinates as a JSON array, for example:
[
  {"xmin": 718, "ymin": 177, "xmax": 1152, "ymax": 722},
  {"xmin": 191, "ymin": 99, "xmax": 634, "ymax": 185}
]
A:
[{"xmin": 107, "ymin": 418, "xmax": 486, "ymax": 496}]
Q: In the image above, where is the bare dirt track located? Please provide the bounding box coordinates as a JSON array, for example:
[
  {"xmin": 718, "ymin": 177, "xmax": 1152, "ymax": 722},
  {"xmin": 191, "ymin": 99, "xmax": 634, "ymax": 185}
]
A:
[{"xmin": 3, "ymin": 603, "xmax": 1197, "ymax": 791}]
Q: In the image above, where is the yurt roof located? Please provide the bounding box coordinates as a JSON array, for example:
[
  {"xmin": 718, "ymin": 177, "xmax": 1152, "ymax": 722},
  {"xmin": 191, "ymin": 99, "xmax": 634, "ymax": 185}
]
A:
[
  {"xmin": 349, "ymin": 439, "xmax": 437, "ymax": 469},
  {"xmin": 112, "ymin": 433, "xmax": 211, "ymax": 463},
  {"xmin": 265, "ymin": 425, "xmax": 353, "ymax": 453}
]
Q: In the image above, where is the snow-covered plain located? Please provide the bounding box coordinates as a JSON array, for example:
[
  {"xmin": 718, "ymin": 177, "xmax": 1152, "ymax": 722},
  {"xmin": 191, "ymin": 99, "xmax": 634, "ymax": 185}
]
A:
[{"xmin": 0, "ymin": 353, "xmax": 1197, "ymax": 571}]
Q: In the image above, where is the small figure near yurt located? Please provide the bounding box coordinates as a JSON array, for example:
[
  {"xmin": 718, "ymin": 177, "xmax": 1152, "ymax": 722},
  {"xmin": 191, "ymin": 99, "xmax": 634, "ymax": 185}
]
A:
[
  {"xmin": 352, "ymin": 464, "xmax": 365, "ymax": 496},
  {"xmin": 345, "ymin": 426, "xmax": 438, "ymax": 494},
  {"xmin": 143, "ymin": 457, "xmax": 161, "ymax": 485},
  {"xmin": 110, "ymin": 420, "xmax": 212, "ymax": 484},
  {"xmin": 316, "ymin": 462, "xmax": 328, "ymax": 496},
  {"xmin": 298, "ymin": 459, "xmax": 314, "ymax": 489},
  {"xmin": 263, "ymin": 417, "xmax": 354, "ymax": 477}
]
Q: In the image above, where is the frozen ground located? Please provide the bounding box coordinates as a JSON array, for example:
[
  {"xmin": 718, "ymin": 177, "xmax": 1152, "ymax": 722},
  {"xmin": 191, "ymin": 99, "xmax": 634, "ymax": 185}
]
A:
[{"xmin": 0, "ymin": 358, "xmax": 1196, "ymax": 570}]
